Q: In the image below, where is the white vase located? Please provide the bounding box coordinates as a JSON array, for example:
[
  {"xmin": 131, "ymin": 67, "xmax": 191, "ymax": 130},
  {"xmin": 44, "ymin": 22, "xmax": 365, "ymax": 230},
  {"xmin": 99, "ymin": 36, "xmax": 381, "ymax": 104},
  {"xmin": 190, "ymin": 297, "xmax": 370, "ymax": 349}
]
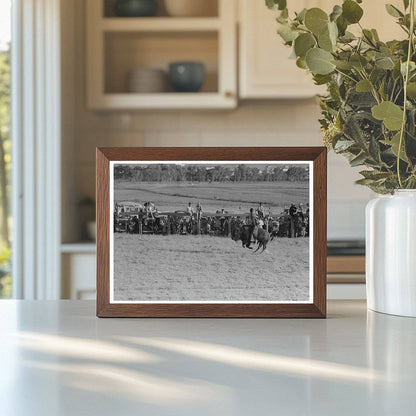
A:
[{"xmin": 366, "ymin": 190, "xmax": 416, "ymax": 317}]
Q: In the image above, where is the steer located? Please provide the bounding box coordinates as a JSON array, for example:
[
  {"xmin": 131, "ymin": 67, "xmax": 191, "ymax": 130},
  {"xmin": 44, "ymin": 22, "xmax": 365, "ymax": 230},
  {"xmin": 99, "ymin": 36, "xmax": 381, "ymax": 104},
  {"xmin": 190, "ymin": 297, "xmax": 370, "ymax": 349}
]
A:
[
  {"xmin": 252, "ymin": 226, "xmax": 271, "ymax": 253},
  {"xmin": 231, "ymin": 224, "xmax": 253, "ymax": 249}
]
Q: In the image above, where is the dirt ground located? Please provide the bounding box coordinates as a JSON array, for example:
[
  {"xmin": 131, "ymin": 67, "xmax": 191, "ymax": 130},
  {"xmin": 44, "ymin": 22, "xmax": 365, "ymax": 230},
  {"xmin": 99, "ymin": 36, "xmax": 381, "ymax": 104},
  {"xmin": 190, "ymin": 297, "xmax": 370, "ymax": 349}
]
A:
[{"xmin": 113, "ymin": 234, "xmax": 310, "ymax": 302}]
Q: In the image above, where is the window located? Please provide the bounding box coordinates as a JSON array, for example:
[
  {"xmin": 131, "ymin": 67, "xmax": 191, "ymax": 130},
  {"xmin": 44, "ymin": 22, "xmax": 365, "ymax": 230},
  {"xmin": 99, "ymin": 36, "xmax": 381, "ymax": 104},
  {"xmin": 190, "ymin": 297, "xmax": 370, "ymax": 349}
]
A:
[{"xmin": 0, "ymin": 0, "xmax": 11, "ymax": 298}]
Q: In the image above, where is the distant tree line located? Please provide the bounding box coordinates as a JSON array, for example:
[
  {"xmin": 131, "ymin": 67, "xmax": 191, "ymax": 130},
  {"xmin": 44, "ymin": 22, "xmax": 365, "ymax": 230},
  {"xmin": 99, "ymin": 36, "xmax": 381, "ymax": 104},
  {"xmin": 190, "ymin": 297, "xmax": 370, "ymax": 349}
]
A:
[{"xmin": 114, "ymin": 164, "xmax": 309, "ymax": 182}]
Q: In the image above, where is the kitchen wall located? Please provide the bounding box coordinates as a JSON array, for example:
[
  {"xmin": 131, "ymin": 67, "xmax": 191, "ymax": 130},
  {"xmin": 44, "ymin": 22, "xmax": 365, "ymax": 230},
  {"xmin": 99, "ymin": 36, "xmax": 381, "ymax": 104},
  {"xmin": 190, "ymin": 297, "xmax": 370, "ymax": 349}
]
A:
[{"xmin": 62, "ymin": 0, "xmax": 374, "ymax": 243}]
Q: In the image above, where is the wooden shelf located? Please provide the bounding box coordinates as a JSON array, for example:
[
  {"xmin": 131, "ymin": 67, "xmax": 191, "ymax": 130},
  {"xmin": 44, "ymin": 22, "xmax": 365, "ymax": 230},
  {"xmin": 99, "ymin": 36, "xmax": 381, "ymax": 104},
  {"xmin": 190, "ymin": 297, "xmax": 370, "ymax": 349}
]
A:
[
  {"xmin": 101, "ymin": 17, "xmax": 221, "ymax": 32},
  {"xmin": 89, "ymin": 92, "xmax": 235, "ymax": 110}
]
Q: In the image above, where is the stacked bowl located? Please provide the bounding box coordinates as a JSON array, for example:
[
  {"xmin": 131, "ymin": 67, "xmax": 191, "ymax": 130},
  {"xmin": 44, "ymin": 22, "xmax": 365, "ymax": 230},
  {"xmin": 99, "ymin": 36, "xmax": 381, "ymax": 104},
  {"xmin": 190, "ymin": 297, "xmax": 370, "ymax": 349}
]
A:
[
  {"xmin": 127, "ymin": 68, "xmax": 167, "ymax": 93},
  {"xmin": 164, "ymin": 0, "xmax": 217, "ymax": 17}
]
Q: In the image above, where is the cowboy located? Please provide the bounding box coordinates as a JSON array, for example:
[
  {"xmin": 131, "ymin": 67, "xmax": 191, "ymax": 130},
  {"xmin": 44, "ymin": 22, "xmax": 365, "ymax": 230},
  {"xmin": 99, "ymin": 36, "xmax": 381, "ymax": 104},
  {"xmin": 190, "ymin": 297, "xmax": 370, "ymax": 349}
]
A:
[
  {"xmin": 146, "ymin": 201, "xmax": 155, "ymax": 219},
  {"xmin": 289, "ymin": 203, "xmax": 297, "ymax": 218},
  {"xmin": 298, "ymin": 203, "xmax": 305, "ymax": 221},
  {"xmin": 257, "ymin": 202, "xmax": 265, "ymax": 218},
  {"xmin": 196, "ymin": 202, "xmax": 203, "ymax": 221}
]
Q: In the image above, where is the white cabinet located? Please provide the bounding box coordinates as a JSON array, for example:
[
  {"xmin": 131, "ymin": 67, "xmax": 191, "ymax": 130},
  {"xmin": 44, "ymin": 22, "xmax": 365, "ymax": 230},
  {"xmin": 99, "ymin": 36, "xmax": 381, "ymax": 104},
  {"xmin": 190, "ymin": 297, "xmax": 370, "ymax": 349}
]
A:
[
  {"xmin": 86, "ymin": 0, "xmax": 237, "ymax": 109},
  {"xmin": 238, "ymin": 0, "xmax": 403, "ymax": 99},
  {"xmin": 61, "ymin": 244, "xmax": 96, "ymax": 300},
  {"xmin": 239, "ymin": 0, "xmax": 322, "ymax": 99}
]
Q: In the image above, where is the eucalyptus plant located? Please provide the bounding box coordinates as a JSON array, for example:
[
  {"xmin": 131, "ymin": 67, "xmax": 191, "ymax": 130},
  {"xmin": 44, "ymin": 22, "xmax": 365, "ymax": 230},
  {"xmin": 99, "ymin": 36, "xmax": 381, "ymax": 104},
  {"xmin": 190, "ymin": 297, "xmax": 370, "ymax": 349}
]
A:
[{"xmin": 266, "ymin": 0, "xmax": 416, "ymax": 193}]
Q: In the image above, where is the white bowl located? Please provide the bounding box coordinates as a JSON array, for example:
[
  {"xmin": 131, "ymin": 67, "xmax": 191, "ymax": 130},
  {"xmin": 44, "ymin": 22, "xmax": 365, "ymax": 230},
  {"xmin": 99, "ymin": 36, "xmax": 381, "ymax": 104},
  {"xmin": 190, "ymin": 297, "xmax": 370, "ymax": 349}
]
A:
[
  {"xmin": 164, "ymin": 0, "xmax": 217, "ymax": 17},
  {"xmin": 127, "ymin": 68, "xmax": 167, "ymax": 93}
]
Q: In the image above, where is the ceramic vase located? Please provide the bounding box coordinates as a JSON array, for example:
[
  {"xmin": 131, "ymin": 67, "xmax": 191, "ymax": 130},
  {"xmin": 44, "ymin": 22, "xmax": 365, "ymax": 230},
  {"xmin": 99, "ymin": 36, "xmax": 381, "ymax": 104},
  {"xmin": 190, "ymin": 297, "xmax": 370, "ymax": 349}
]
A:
[{"xmin": 366, "ymin": 190, "xmax": 416, "ymax": 317}]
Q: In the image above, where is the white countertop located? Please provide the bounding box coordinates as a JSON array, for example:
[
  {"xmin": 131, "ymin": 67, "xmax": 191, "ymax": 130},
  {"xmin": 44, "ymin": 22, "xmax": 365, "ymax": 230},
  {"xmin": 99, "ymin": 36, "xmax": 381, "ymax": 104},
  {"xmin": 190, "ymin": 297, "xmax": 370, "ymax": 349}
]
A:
[{"xmin": 0, "ymin": 300, "xmax": 415, "ymax": 415}]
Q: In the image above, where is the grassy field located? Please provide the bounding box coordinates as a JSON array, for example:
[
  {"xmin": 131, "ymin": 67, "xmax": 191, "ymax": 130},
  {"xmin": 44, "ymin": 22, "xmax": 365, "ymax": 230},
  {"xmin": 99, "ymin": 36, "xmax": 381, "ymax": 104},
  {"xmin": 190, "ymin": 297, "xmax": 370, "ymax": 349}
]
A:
[
  {"xmin": 114, "ymin": 181, "xmax": 309, "ymax": 214},
  {"xmin": 114, "ymin": 234, "xmax": 310, "ymax": 302}
]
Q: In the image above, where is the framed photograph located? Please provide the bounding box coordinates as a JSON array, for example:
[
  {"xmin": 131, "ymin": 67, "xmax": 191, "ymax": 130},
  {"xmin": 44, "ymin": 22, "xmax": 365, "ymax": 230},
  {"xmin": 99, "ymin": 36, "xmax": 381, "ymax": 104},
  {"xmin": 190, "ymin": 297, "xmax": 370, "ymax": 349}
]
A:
[{"xmin": 96, "ymin": 147, "xmax": 327, "ymax": 318}]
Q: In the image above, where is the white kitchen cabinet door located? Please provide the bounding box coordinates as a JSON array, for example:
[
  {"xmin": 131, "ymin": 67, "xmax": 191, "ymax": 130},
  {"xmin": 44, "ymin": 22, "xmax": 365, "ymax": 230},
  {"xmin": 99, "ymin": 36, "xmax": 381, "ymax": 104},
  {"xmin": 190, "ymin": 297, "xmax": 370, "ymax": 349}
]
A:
[
  {"xmin": 239, "ymin": 0, "xmax": 405, "ymax": 99},
  {"xmin": 239, "ymin": 0, "xmax": 322, "ymax": 99},
  {"xmin": 61, "ymin": 251, "xmax": 96, "ymax": 300}
]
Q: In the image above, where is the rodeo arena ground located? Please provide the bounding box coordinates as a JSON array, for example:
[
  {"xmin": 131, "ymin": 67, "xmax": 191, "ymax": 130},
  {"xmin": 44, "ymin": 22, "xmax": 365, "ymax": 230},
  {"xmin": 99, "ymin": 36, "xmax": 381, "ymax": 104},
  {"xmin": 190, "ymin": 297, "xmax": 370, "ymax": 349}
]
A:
[{"xmin": 112, "ymin": 180, "xmax": 311, "ymax": 302}]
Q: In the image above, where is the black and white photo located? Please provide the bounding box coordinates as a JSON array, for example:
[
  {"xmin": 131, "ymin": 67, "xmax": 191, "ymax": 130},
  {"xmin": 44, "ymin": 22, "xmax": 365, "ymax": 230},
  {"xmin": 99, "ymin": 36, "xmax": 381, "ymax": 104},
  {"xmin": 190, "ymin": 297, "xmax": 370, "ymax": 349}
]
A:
[{"xmin": 109, "ymin": 161, "xmax": 313, "ymax": 303}]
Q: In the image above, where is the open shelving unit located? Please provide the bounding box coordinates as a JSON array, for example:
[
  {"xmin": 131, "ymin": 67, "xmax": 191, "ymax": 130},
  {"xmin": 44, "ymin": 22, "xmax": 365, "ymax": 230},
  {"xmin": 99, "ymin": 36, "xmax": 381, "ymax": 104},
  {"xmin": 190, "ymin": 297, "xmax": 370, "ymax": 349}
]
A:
[{"xmin": 86, "ymin": 0, "xmax": 237, "ymax": 109}]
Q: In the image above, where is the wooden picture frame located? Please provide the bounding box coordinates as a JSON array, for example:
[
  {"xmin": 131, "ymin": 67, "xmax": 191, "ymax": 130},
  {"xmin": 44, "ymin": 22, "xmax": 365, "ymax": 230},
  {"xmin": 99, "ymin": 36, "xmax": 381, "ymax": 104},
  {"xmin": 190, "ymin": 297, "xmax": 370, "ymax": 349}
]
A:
[{"xmin": 96, "ymin": 147, "xmax": 327, "ymax": 318}]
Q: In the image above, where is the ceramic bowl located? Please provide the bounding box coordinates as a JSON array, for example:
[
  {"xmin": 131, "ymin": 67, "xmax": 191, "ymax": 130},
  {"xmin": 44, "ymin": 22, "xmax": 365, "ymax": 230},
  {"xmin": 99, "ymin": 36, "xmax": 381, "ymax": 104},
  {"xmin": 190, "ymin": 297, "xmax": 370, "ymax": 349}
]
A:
[
  {"xmin": 168, "ymin": 62, "xmax": 205, "ymax": 93},
  {"xmin": 114, "ymin": 0, "xmax": 158, "ymax": 17},
  {"xmin": 127, "ymin": 68, "xmax": 167, "ymax": 93}
]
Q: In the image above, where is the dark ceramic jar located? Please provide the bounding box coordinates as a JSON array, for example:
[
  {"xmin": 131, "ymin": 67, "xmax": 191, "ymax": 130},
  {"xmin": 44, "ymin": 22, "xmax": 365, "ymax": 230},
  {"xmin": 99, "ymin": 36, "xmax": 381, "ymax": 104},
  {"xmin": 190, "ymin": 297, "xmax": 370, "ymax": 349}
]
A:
[
  {"xmin": 114, "ymin": 0, "xmax": 158, "ymax": 17},
  {"xmin": 169, "ymin": 62, "xmax": 205, "ymax": 92}
]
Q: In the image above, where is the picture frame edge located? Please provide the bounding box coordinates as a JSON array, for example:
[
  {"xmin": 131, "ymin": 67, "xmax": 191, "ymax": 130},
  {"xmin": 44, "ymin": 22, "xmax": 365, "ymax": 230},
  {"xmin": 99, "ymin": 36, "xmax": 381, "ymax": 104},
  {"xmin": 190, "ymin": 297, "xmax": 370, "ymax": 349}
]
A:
[{"xmin": 96, "ymin": 147, "xmax": 327, "ymax": 318}]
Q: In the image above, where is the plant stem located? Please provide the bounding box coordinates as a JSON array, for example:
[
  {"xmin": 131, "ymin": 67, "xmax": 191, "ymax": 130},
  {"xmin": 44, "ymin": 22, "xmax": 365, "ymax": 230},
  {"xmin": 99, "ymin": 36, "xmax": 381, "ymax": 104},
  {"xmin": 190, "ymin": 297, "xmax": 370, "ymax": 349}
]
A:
[
  {"xmin": 397, "ymin": 0, "xmax": 415, "ymax": 188},
  {"xmin": 334, "ymin": 68, "xmax": 357, "ymax": 83},
  {"xmin": 358, "ymin": 69, "xmax": 380, "ymax": 104}
]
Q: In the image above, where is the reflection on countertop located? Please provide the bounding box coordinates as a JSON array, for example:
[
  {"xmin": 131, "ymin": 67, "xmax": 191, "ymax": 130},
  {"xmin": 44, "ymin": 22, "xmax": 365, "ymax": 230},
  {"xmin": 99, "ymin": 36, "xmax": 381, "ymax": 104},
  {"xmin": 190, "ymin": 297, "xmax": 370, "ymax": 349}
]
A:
[{"xmin": 0, "ymin": 300, "xmax": 415, "ymax": 415}]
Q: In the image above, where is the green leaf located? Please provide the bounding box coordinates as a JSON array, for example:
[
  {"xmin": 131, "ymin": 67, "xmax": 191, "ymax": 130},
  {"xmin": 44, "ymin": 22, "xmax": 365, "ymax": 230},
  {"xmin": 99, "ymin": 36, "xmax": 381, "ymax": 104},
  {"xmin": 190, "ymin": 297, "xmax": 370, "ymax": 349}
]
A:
[
  {"xmin": 266, "ymin": 0, "xmax": 287, "ymax": 11},
  {"xmin": 379, "ymin": 78, "xmax": 386, "ymax": 100},
  {"xmin": 385, "ymin": 4, "xmax": 403, "ymax": 18},
  {"xmin": 318, "ymin": 22, "xmax": 338, "ymax": 52},
  {"xmin": 401, "ymin": 61, "xmax": 416, "ymax": 76},
  {"xmin": 349, "ymin": 92, "xmax": 376, "ymax": 107},
  {"xmin": 371, "ymin": 67, "xmax": 386, "ymax": 84},
  {"xmin": 306, "ymin": 48, "xmax": 335, "ymax": 75},
  {"xmin": 356, "ymin": 79, "xmax": 372, "ymax": 92},
  {"xmin": 360, "ymin": 170, "xmax": 391, "ymax": 180},
  {"xmin": 313, "ymin": 74, "xmax": 332, "ymax": 85},
  {"xmin": 342, "ymin": 0, "xmax": 363, "ymax": 24},
  {"xmin": 333, "ymin": 59, "xmax": 353, "ymax": 70},
  {"xmin": 330, "ymin": 5, "xmax": 343, "ymax": 22},
  {"xmin": 277, "ymin": 23, "xmax": 299, "ymax": 42},
  {"xmin": 372, "ymin": 101, "xmax": 404, "ymax": 130},
  {"xmin": 318, "ymin": 32, "xmax": 333, "ymax": 52},
  {"xmin": 304, "ymin": 8, "xmax": 329, "ymax": 35},
  {"xmin": 403, "ymin": 0, "xmax": 410, "ymax": 9},
  {"xmin": 350, "ymin": 152, "xmax": 368, "ymax": 167},
  {"xmin": 340, "ymin": 31, "xmax": 356, "ymax": 42},
  {"xmin": 362, "ymin": 29, "xmax": 375, "ymax": 44},
  {"xmin": 294, "ymin": 33, "xmax": 315, "ymax": 57},
  {"xmin": 369, "ymin": 137, "xmax": 381, "ymax": 162},
  {"xmin": 336, "ymin": 15, "xmax": 348, "ymax": 36},
  {"xmin": 328, "ymin": 21, "xmax": 338, "ymax": 45},
  {"xmin": 344, "ymin": 114, "xmax": 367, "ymax": 147},
  {"xmin": 350, "ymin": 53, "xmax": 368, "ymax": 69},
  {"xmin": 295, "ymin": 8, "xmax": 307, "ymax": 22},
  {"xmin": 382, "ymin": 132, "xmax": 409, "ymax": 162},
  {"xmin": 296, "ymin": 57, "xmax": 307, "ymax": 69},
  {"xmin": 334, "ymin": 139, "xmax": 355, "ymax": 152},
  {"xmin": 371, "ymin": 29, "xmax": 380, "ymax": 42},
  {"xmin": 355, "ymin": 178, "xmax": 377, "ymax": 185},
  {"xmin": 276, "ymin": 8, "xmax": 289, "ymax": 23},
  {"xmin": 393, "ymin": 61, "xmax": 402, "ymax": 79},
  {"xmin": 375, "ymin": 56, "xmax": 395, "ymax": 70},
  {"xmin": 407, "ymin": 82, "xmax": 416, "ymax": 99}
]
